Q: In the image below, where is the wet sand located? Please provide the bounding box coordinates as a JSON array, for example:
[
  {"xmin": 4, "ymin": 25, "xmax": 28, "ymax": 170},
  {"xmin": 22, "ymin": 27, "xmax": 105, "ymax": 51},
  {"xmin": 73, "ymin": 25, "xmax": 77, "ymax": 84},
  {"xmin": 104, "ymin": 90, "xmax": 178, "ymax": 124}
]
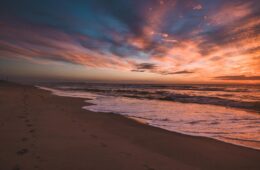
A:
[{"xmin": 0, "ymin": 81, "xmax": 259, "ymax": 170}]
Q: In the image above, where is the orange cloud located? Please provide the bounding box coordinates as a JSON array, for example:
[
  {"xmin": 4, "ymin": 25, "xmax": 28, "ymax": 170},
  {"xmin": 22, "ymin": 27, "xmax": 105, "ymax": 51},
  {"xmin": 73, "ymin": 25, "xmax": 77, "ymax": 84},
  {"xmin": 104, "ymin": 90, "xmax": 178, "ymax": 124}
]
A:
[
  {"xmin": 207, "ymin": 2, "xmax": 253, "ymax": 26},
  {"xmin": 0, "ymin": 22, "xmax": 135, "ymax": 71},
  {"xmin": 0, "ymin": 0, "xmax": 259, "ymax": 84}
]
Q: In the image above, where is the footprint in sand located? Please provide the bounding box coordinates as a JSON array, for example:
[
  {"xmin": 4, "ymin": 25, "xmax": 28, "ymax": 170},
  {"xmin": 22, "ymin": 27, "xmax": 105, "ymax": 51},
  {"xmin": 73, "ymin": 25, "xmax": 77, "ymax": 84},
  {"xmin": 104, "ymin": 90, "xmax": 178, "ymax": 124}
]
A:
[
  {"xmin": 18, "ymin": 115, "xmax": 26, "ymax": 119},
  {"xmin": 35, "ymin": 155, "xmax": 45, "ymax": 162},
  {"xmin": 21, "ymin": 137, "xmax": 28, "ymax": 142},
  {"xmin": 143, "ymin": 164, "xmax": 156, "ymax": 170},
  {"xmin": 90, "ymin": 134, "xmax": 98, "ymax": 139},
  {"xmin": 26, "ymin": 123, "xmax": 33, "ymax": 127},
  {"xmin": 100, "ymin": 143, "xmax": 107, "ymax": 148},
  {"xmin": 120, "ymin": 152, "xmax": 132, "ymax": 157},
  {"xmin": 29, "ymin": 129, "xmax": 35, "ymax": 133},
  {"xmin": 16, "ymin": 148, "xmax": 29, "ymax": 155},
  {"xmin": 35, "ymin": 155, "xmax": 41, "ymax": 160},
  {"xmin": 12, "ymin": 164, "xmax": 20, "ymax": 170}
]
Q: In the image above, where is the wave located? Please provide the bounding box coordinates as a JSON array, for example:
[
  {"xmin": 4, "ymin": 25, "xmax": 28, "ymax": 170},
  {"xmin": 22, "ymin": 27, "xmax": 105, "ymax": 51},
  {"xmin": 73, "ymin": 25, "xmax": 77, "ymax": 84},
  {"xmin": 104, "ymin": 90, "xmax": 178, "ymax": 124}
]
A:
[
  {"xmin": 158, "ymin": 94, "xmax": 260, "ymax": 112},
  {"xmin": 51, "ymin": 83, "xmax": 260, "ymax": 113},
  {"xmin": 79, "ymin": 89, "xmax": 260, "ymax": 112}
]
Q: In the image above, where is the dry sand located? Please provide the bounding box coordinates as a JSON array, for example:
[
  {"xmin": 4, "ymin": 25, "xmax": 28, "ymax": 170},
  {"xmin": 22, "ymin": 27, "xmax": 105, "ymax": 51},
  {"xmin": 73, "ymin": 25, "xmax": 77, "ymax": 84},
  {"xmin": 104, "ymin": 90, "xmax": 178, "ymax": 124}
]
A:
[{"xmin": 0, "ymin": 81, "xmax": 259, "ymax": 170}]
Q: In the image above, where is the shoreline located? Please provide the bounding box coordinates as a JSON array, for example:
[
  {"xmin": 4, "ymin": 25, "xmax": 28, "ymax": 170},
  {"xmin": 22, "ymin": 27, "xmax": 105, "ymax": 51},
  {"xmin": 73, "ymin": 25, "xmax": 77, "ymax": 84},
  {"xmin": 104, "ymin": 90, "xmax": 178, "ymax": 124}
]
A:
[
  {"xmin": 122, "ymin": 115, "xmax": 260, "ymax": 151},
  {"xmin": 1, "ymin": 81, "xmax": 260, "ymax": 170},
  {"xmin": 82, "ymin": 101, "xmax": 260, "ymax": 151},
  {"xmin": 40, "ymin": 85, "xmax": 260, "ymax": 150},
  {"xmin": 96, "ymin": 111, "xmax": 260, "ymax": 152}
]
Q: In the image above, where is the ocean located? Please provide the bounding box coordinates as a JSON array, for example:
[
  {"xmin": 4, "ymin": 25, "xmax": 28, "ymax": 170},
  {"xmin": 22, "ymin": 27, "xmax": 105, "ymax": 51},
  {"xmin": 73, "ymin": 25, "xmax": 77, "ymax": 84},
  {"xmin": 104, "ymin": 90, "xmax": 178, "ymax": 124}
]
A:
[{"xmin": 38, "ymin": 83, "xmax": 260, "ymax": 150}]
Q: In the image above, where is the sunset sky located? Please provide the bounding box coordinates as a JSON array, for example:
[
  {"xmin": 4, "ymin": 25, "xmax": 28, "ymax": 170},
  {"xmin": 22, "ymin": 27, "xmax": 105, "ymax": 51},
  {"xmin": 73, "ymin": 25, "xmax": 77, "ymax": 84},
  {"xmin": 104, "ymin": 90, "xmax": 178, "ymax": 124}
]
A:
[{"xmin": 0, "ymin": 0, "xmax": 259, "ymax": 84}]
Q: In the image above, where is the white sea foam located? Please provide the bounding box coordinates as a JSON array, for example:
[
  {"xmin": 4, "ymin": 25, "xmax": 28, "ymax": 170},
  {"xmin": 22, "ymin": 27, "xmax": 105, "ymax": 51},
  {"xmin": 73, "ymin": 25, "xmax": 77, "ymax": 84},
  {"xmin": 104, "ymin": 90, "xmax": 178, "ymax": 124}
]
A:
[{"xmin": 37, "ymin": 86, "xmax": 99, "ymax": 99}]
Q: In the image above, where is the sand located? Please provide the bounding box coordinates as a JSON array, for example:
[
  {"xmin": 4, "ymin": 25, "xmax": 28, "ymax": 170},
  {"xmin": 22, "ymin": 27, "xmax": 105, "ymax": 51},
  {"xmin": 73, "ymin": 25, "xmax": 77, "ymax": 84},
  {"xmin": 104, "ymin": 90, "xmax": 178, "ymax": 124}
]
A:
[{"xmin": 0, "ymin": 81, "xmax": 259, "ymax": 170}]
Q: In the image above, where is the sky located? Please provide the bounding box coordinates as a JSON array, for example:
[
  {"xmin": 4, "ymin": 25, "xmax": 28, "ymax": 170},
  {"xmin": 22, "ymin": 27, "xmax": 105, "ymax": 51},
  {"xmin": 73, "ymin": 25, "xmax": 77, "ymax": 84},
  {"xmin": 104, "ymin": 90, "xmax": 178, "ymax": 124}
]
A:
[{"xmin": 0, "ymin": 0, "xmax": 259, "ymax": 84}]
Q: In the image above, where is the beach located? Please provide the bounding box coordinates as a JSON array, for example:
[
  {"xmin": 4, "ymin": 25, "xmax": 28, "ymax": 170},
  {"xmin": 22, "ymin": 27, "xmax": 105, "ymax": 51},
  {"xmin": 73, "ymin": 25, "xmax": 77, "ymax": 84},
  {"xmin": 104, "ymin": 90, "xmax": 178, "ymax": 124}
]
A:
[{"xmin": 0, "ymin": 81, "xmax": 260, "ymax": 170}]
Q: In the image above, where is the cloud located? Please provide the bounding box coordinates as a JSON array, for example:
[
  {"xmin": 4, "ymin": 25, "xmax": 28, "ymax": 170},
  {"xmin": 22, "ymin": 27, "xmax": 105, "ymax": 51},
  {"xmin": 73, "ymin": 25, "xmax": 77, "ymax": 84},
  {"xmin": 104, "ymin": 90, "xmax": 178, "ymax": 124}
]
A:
[
  {"xmin": 215, "ymin": 75, "xmax": 260, "ymax": 80},
  {"xmin": 0, "ymin": 22, "xmax": 133, "ymax": 69},
  {"xmin": 0, "ymin": 0, "xmax": 259, "ymax": 83},
  {"xmin": 132, "ymin": 63, "xmax": 195, "ymax": 76},
  {"xmin": 193, "ymin": 4, "xmax": 203, "ymax": 10},
  {"xmin": 132, "ymin": 63, "xmax": 157, "ymax": 73},
  {"xmin": 207, "ymin": 1, "xmax": 253, "ymax": 26},
  {"xmin": 162, "ymin": 70, "xmax": 194, "ymax": 75}
]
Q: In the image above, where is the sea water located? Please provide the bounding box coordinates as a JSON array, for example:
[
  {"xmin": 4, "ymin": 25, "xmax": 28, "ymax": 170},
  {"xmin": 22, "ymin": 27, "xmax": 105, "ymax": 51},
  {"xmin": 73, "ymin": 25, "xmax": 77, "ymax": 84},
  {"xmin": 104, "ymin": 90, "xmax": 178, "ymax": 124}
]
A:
[{"xmin": 38, "ymin": 84, "xmax": 260, "ymax": 150}]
